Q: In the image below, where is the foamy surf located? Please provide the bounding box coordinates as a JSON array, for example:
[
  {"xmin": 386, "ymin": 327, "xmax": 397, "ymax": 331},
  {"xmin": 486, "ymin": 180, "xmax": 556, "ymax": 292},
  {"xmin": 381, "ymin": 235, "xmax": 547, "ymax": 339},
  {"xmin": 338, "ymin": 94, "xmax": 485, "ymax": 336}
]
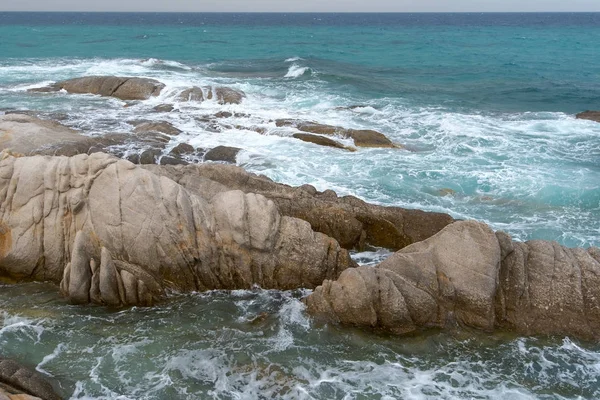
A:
[
  {"xmin": 2, "ymin": 282, "xmax": 598, "ymax": 399},
  {"xmin": 284, "ymin": 64, "xmax": 311, "ymax": 78}
]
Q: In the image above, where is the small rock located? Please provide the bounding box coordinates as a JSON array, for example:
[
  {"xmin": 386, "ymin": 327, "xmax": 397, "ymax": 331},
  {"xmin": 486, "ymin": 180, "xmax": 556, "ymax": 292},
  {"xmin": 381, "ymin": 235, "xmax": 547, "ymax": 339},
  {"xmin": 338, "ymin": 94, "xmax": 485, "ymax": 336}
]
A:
[
  {"xmin": 214, "ymin": 111, "xmax": 233, "ymax": 118},
  {"xmin": 160, "ymin": 156, "xmax": 188, "ymax": 166},
  {"xmin": 178, "ymin": 87, "xmax": 205, "ymax": 102},
  {"xmin": 133, "ymin": 121, "xmax": 182, "ymax": 136},
  {"xmin": 293, "ymin": 133, "xmax": 355, "ymax": 151},
  {"xmin": 126, "ymin": 153, "xmax": 140, "ymax": 164},
  {"xmin": 140, "ymin": 149, "xmax": 161, "ymax": 165},
  {"xmin": 169, "ymin": 143, "xmax": 195, "ymax": 156},
  {"xmin": 212, "ymin": 87, "xmax": 246, "ymax": 105},
  {"xmin": 204, "ymin": 146, "xmax": 241, "ymax": 163}
]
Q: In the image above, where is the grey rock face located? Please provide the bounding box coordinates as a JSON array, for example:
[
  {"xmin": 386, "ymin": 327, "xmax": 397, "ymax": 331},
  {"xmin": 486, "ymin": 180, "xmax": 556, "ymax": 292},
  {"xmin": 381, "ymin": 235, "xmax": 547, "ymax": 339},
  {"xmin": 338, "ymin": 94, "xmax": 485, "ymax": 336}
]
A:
[
  {"xmin": 0, "ymin": 153, "xmax": 354, "ymax": 306},
  {"xmin": 305, "ymin": 220, "xmax": 600, "ymax": 340}
]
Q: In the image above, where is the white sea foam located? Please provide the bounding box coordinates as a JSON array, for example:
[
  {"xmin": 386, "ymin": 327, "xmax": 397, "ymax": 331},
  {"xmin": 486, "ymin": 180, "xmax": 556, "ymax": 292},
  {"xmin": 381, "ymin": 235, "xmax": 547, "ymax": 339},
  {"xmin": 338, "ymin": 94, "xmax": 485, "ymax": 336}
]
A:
[
  {"xmin": 284, "ymin": 64, "xmax": 310, "ymax": 78},
  {"xmin": 284, "ymin": 57, "xmax": 303, "ymax": 63}
]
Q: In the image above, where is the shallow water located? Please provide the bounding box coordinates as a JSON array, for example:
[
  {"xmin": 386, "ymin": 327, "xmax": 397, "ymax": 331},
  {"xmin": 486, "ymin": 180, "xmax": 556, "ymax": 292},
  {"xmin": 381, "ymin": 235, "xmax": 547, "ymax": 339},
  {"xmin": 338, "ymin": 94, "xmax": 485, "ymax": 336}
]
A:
[
  {"xmin": 0, "ymin": 12, "xmax": 599, "ymax": 399},
  {"xmin": 2, "ymin": 281, "xmax": 600, "ymax": 400}
]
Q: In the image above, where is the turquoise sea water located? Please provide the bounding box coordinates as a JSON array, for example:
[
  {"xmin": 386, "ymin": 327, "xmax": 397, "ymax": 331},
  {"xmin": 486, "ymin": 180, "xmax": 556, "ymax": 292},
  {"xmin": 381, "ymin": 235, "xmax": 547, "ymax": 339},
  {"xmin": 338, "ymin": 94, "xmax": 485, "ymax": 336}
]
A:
[{"xmin": 0, "ymin": 13, "xmax": 600, "ymax": 399}]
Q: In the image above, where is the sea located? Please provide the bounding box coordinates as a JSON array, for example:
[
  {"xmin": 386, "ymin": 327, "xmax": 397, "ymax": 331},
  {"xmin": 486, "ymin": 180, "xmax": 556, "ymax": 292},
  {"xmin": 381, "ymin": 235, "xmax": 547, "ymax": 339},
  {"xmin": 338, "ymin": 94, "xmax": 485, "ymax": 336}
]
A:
[{"xmin": 0, "ymin": 12, "xmax": 599, "ymax": 399}]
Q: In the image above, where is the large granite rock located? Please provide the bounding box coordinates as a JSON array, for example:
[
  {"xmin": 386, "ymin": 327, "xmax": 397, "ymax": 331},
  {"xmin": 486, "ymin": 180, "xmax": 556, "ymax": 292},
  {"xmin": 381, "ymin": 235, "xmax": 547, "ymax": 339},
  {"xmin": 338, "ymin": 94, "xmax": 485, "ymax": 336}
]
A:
[
  {"xmin": 0, "ymin": 358, "xmax": 61, "ymax": 400},
  {"xmin": 0, "ymin": 153, "xmax": 354, "ymax": 306},
  {"xmin": 576, "ymin": 110, "xmax": 600, "ymax": 123},
  {"xmin": 29, "ymin": 76, "xmax": 165, "ymax": 101},
  {"xmin": 276, "ymin": 119, "xmax": 397, "ymax": 148},
  {"xmin": 145, "ymin": 163, "xmax": 454, "ymax": 251},
  {"xmin": 0, "ymin": 114, "xmax": 126, "ymax": 157},
  {"xmin": 305, "ymin": 220, "xmax": 600, "ymax": 340}
]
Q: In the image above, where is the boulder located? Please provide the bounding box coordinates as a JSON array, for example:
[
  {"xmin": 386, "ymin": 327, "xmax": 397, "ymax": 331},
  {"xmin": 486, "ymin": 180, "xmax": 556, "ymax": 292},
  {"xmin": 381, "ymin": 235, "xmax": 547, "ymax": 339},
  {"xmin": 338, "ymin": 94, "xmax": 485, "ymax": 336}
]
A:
[
  {"xmin": 292, "ymin": 133, "xmax": 355, "ymax": 151},
  {"xmin": 276, "ymin": 119, "xmax": 397, "ymax": 148},
  {"xmin": 0, "ymin": 114, "xmax": 126, "ymax": 156},
  {"xmin": 133, "ymin": 121, "xmax": 182, "ymax": 136},
  {"xmin": 0, "ymin": 153, "xmax": 354, "ymax": 306},
  {"xmin": 29, "ymin": 76, "xmax": 165, "ymax": 101},
  {"xmin": 144, "ymin": 163, "xmax": 455, "ymax": 251},
  {"xmin": 305, "ymin": 221, "xmax": 600, "ymax": 340},
  {"xmin": 576, "ymin": 110, "xmax": 600, "ymax": 123},
  {"xmin": 0, "ymin": 358, "xmax": 61, "ymax": 400},
  {"xmin": 204, "ymin": 146, "xmax": 241, "ymax": 163}
]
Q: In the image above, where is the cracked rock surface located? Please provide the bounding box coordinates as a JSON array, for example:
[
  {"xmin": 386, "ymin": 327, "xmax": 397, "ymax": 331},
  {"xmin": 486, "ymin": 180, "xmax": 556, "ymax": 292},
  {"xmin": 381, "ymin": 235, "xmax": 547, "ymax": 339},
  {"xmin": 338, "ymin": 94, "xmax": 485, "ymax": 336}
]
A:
[
  {"xmin": 305, "ymin": 220, "xmax": 600, "ymax": 340},
  {"xmin": 0, "ymin": 153, "xmax": 354, "ymax": 306}
]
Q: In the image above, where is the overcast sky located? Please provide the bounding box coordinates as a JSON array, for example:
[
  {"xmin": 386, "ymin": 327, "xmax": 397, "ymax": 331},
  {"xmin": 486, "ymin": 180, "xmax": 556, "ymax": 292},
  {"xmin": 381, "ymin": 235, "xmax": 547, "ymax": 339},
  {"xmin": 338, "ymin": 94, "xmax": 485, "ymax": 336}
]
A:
[{"xmin": 2, "ymin": 0, "xmax": 599, "ymax": 12}]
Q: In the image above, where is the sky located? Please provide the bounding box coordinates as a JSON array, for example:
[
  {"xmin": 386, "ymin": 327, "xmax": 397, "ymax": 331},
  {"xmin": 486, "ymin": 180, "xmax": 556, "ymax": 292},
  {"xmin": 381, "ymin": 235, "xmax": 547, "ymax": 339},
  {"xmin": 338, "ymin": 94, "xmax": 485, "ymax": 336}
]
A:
[{"xmin": 1, "ymin": 0, "xmax": 599, "ymax": 12}]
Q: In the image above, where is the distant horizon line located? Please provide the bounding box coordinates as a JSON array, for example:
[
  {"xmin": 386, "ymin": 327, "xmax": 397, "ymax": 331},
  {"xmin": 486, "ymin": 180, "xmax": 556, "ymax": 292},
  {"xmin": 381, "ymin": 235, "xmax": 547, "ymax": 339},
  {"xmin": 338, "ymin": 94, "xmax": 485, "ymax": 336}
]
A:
[{"xmin": 1, "ymin": 11, "xmax": 600, "ymax": 14}]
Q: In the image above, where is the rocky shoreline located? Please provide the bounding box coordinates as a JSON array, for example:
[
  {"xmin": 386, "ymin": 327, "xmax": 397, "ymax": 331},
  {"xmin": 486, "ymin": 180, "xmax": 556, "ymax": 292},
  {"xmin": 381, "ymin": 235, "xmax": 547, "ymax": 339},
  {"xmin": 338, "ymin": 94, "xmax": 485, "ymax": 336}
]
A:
[{"xmin": 2, "ymin": 77, "xmax": 600, "ymax": 345}]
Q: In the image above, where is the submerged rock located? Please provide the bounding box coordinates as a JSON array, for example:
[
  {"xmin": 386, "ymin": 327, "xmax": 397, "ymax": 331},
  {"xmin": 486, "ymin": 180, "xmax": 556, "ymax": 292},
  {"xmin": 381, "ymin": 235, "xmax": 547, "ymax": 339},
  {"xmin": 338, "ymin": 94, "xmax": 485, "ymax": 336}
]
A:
[
  {"xmin": 29, "ymin": 76, "xmax": 165, "ymax": 101},
  {"xmin": 0, "ymin": 153, "xmax": 354, "ymax": 307},
  {"xmin": 152, "ymin": 104, "xmax": 175, "ymax": 113},
  {"xmin": 276, "ymin": 119, "xmax": 397, "ymax": 148},
  {"xmin": 576, "ymin": 110, "xmax": 600, "ymax": 123},
  {"xmin": 305, "ymin": 220, "xmax": 600, "ymax": 340}
]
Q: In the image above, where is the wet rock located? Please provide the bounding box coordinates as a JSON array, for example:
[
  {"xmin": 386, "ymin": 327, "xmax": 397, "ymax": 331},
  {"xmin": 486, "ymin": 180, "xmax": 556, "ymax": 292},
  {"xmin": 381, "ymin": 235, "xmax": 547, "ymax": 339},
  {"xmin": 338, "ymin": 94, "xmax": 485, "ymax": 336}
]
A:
[
  {"xmin": 212, "ymin": 87, "xmax": 246, "ymax": 105},
  {"xmin": 437, "ymin": 188, "xmax": 457, "ymax": 197},
  {"xmin": 204, "ymin": 146, "xmax": 241, "ymax": 163},
  {"xmin": 0, "ymin": 153, "xmax": 355, "ymax": 306},
  {"xmin": 159, "ymin": 156, "xmax": 188, "ymax": 166},
  {"xmin": 126, "ymin": 153, "xmax": 140, "ymax": 164},
  {"xmin": 576, "ymin": 110, "xmax": 600, "ymax": 123},
  {"xmin": 214, "ymin": 111, "xmax": 233, "ymax": 119},
  {"xmin": 0, "ymin": 358, "xmax": 61, "ymax": 400},
  {"xmin": 276, "ymin": 119, "xmax": 396, "ymax": 148},
  {"xmin": 139, "ymin": 149, "xmax": 161, "ymax": 164},
  {"xmin": 133, "ymin": 121, "xmax": 182, "ymax": 136},
  {"xmin": 169, "ymin": 143, "xmax": 195, "ymax": 157},
  {"xmin": 178, "ymin": 87, "xmax": 245, "ymax": 104},
  {"xmin": 29, "ymin": 76, "xmax": 165, "ymax": 101},
  {"xmin": 178, "ymin": 87, "xmax": 205, "ymax": 102},
  {"xmin": 153, "ymin": 104, "xmax": 175, "ymax": 113},
  {"xmin": 292, "ymin": 133, "xmax": 356, "ymax": 151}
]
